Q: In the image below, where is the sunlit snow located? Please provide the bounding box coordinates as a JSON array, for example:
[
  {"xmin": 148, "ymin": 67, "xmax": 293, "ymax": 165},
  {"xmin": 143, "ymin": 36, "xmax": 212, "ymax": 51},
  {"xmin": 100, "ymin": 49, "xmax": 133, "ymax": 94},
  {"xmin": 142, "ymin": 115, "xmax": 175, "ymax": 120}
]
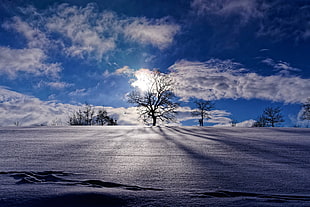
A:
[{"xmin": 0, "ymin": 126, "xmax": 309, "ymax": 206}]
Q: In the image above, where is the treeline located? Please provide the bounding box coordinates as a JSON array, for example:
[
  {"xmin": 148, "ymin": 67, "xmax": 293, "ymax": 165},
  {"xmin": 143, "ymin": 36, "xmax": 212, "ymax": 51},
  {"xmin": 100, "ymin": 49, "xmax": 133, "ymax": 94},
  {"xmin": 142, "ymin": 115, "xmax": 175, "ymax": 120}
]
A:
[
  {"xmin": 191, "ymin": 100, "xmax": 310, "ymax": 128},
  {"xmin": 252, "ymin": 98, "xmax": 310, "ymax": 127},
  {"xmin": 252, "ymin": 107, "xmax": 284, "ymax": 127},
  {"xmin": 69, "ymin": 104, "xmax": 117, "ymax": 126}
]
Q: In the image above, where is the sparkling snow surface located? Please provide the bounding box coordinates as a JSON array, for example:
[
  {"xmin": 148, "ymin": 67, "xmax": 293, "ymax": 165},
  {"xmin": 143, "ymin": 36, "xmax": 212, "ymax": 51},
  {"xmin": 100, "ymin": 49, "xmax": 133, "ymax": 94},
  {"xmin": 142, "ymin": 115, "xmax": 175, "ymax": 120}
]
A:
[{"xmin": 0, "ymin": 126, "xmax": 310, "ymax": 206}]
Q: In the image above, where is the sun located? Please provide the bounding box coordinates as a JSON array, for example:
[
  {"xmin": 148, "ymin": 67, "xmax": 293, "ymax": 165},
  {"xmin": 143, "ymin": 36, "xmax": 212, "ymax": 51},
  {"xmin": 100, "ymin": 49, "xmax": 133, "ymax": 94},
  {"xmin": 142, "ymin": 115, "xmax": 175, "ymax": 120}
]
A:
[{"xmin": 131, "ymin": 69, "xmax": 153, "ymax": 92}]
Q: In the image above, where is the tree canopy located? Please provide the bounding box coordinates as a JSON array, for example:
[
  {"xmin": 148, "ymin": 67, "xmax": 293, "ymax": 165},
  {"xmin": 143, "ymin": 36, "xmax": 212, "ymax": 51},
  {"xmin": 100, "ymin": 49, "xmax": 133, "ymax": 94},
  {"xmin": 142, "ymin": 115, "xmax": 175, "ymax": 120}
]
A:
[{"xmin": 127, "ymin": 71, "xmax": 178, "ymax": 126}]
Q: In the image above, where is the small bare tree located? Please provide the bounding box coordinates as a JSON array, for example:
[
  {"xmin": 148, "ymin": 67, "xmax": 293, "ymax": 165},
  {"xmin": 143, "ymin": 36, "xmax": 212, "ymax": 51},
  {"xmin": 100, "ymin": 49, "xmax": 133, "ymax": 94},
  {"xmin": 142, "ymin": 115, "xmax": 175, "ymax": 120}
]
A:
[
  {"xmin": 263, "ymin": 107, "xmax": 284, "ymax": 127},
  {"xmin": 301, "ymin": 98, "xmax": 310, "ymax": 127},
  {"xmin": 69, "ymin": 105, "xmax": 117, "ymax": 126},
  {"xmin": 96, "ymin": 109, "xmax": 108, "ymax": 126},
  {"xmin": 253, "ymin": 115, "xmax": 268, "ymax": 127},
  {"xmin": 254, "ymin": 106, "xmax": 284, "ymax": 127},
  {"xmin": 127, "ymin": 71, "xmax": 178, "ymax": 126},
  {"xmin": 83, "ymin": 103, "xmax": 95, "ymax": 125},
  {"xmin": 192, "ymin": 100, "xmax": 214, "ymax": 126}
]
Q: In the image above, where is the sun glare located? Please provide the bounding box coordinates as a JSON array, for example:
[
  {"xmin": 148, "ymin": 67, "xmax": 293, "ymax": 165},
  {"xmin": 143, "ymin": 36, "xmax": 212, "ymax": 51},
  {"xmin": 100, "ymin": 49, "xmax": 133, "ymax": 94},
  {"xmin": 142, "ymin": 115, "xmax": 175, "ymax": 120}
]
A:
[{"xmin": 131, "ymin": 69, "xmax": 153, "ymax": 92}]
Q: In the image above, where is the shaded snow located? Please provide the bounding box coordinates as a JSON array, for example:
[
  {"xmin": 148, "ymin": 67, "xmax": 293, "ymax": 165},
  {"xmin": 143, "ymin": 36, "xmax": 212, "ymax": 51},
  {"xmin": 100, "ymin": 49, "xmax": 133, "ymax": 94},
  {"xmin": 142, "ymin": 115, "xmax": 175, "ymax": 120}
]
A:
[{"xmin": 0, "ymin": 126, "xmax": 310, "ymax": 206}]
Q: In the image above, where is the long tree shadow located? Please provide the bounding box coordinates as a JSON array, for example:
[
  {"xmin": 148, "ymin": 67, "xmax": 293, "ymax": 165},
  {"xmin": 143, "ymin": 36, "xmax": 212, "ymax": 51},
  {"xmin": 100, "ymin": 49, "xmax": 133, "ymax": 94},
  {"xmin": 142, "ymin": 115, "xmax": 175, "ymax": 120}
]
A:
[
  {"xmin": 154, "ymin": 127, "xmax": 231, "ymax": 166},
  {"xmin": 165, "ymin": 127, "xmax": 310, "ymax": 167},
  {"xmin": 154, "ymin": 126, "xmax": 310, "ymax": 193}
]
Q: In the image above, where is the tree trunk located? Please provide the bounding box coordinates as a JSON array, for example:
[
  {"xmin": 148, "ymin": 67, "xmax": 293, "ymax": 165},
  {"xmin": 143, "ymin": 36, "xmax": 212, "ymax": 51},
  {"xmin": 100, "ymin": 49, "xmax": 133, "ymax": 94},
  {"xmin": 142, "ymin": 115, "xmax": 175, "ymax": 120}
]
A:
[{"xmin": 152, "ymin": 116, "xmax": 157, "ymax": 126}]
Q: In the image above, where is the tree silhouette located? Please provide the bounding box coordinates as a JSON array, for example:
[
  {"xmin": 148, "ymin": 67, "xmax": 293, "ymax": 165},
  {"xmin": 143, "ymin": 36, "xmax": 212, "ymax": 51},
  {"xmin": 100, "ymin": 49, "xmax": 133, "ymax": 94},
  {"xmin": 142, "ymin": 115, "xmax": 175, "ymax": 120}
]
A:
[
  {"xmin": 69, "ymin": 105, "xmax": 116, "ymax": 126},
  {"xmin": 253, "ymin": 115, "xmax": 268, "ymax": 127},
  {"xmin": 301, "ymin": 98, "xmax": 310, "ymax": 127},
  {"xmin": 83, "ymin": 103, "xmax": 95, "ymax": 125},
  {"xmin": 192, "ymin": 100, "xmax": 214, "ymax": 126},
  {"xmin": 96, "ymin": 109, "xmax": 108, "ymax": 125},
  {"xmin": 301, "ymin": 98, "xmax": 310, "ymax": 120},
  {"xmin": 254, "ymin": 106, "xmax": 284, "ymax": 127},
  {"xmin": 127, "ymin": 71, "xmax": 178, "ymax": 126}
]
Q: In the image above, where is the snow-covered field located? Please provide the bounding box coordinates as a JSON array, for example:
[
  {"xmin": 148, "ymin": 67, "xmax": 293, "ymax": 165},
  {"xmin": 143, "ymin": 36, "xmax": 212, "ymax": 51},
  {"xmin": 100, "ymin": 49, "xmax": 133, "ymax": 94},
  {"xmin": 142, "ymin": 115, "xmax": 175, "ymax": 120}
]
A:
[{"xmin": 0, "ymin": 126, "xmax": 310, "ymax": 207}]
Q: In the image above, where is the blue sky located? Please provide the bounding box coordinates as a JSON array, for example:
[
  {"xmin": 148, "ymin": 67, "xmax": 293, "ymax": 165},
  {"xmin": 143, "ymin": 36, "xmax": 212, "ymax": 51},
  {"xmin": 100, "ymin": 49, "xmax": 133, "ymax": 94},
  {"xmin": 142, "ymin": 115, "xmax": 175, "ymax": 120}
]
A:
[{"xmin": 0, "ymin": 0, "xmax": 310, "ymax": 126}]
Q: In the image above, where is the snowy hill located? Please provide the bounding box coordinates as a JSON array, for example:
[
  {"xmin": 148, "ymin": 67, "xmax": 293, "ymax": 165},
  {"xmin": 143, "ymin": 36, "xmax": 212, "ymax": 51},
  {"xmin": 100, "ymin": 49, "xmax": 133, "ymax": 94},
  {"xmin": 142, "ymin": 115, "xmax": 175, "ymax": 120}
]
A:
[{"xmin": 0, "ymin": 126, "xmax": 309, "ymax": 206}]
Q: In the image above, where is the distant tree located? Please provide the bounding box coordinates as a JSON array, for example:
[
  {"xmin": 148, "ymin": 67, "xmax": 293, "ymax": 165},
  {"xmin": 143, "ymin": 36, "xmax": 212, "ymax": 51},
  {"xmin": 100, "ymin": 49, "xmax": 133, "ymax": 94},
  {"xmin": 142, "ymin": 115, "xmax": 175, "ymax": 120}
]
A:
[
  {"xmin": 106, "ymin": 117, "xmax": 118, "ymax": 125},
  {"xmin": 14, "ymin": 121, "xmax": 21, "ymax": 127},
  {"xmin": 230, "ymin": 119, "xmax": 238, "ymax": 127},
  {"xmin": 76, "ymin": 109, "xmax": 84, "ymax": 125},
  {"xmin": 95, "ymin": 109, "xmax": 118, "ymax": 126},
  {"xmin": 69, "ymin": 105, "xmax": 116, "ymax": 126},
  {"xmin": 192, "ymin": 100, "xmax": 214, "ymax": 126},
  {"xmin": 253, "ymin": 107, "xmax": 284, "ymax": 127},
  {"xmin": 96, "ymin": 109, "xmax": 108, "ymax": 125},
  {"xmin": 263, "ymin": 107, "xmax": 284, "ymax": 127},
  {"xmin": 301, "ymin": 98, "xmax": 310, "ymax": 120},
  {"xmin": 301, "ymin": 98, "xmax": 310, "ymax": 127},
  {"xmin": 252, "ymin": 115, "xmax": 268, "ymax": 127},
  {"xmin": 127, "ymin": 71, "xmax": 178, "ymax": 126},
  {"xmin": 83, "ymin": 103, "xmax": 95, "ymax": 125},
  {"xmin": 69, "ymin": 112, "xmax": 79, "ymax": 125}
]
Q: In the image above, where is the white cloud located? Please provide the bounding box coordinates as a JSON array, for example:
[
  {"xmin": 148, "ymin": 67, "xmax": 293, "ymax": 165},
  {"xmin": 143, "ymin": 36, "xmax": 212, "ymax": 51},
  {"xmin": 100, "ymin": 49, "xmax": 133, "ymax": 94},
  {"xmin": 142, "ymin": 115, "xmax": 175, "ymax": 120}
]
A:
[
  {"xmin": 115, "ymin": 66, "xmax": 135, "ymax": 76},
  {"xmin": 0, "ymin": 87, "xmax": 77, "ymax": 126},
  {"xmin": 37, "ymin": 81, "xmax": 73, "ymax": 89},
  {"xmin": 191, "ymin": 1, "xmax": 310, "ymax": 41},
  {"xmin": 0, "ymin": 47, "xmax": 62, "ymax": 78},
  {"xmin": 191, "ymin": 0, "xmax": 264, "ymax": 23},
  {"xmin": 175, "ymin": 106, "xmax": 231, "ymax": 126},
  {"xmin": 2, "ymin": 3, "xmax": 180, "ymax": 65},
  {"xmin": 236, "ymin": 119, "xmax": 256, "ymax": 127},
  {"xmin": 68, "ymin": 88, "xmax": 88, "ymax": 97},
  {"xmin": 169, "ymin": 59, "xmax": 310, "ymax": 103},
  {"xmin": 0, "ymin": 87, "xmax": 141, "ymax": 126},
  {"xmin": 45, "ymin": 3, "xmax": 117, "ymax": 60},
  {"xmin": 0, "ymin": 87, "xmax": 233, "ymax": 127},
  {"xmin": 105, "ymin": 107, "xmax": 140, "ymax": 125},
  {"xmin": 257, "ymin": 2, "xmax": 310, "ymax": 41},
  {"xmin": 262, "ymin": 58, "xmax": 301, "ymax": 75},
  {"xmin": 6, "ymin": 3, "xmax": 179, "ymax": 62},
  {"xmin": 124, "ymin": 17, "xmax": 180, "ymax": 49},
  {"xmin": 113, "ymin": 67, "xmax": 157, "ymax": 92},
  {"xmin": 2, "ymin": 16, "xmax": 49, "ymax": 49}
]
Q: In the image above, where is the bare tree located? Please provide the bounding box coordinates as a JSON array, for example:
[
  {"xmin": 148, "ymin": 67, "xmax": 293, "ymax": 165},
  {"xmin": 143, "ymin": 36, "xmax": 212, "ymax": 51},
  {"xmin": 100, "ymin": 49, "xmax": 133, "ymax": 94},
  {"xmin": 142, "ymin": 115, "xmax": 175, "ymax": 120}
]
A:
[
  {"xmin": 83, "ymin": 103, "xmax": 94, "ymax": 125},
  {"xmin": 69, "ymin": 105, "xmax": 117, "ymax": 126},
  {"xmin": 301, "ymin": 98, "xmax": 310, "ymax": 127},
  {"xmin": 301, "ymin": 98, "xmax": 310, "ymax": 120},
  {"xmin": 254, "ymin": 106, "xmax": 284, "ymax": 127},
  {"xmin": 95, "ymin": 109, "xmax": 117, "ymax": 126},
  {"xmin": 76, "ymin": 109, "xmax": 84, "ymax": 125},
  {"xmin": 230, "ymin": 119, "xmax": 238, "ymax": 127},
  {"xmin": 127, "ymin": 71, "xmax": 178, "ymax": 126},
  {"xmin": 96, "ymin": 109, "xmax": 108, "ymax": 126},
  {"xmin": 252, "ymin": 115, "xmax": 268, "ymax": 127},
  {"xmin": 192, "ymin": 100, "xmax": 214, "ymax": 126}
]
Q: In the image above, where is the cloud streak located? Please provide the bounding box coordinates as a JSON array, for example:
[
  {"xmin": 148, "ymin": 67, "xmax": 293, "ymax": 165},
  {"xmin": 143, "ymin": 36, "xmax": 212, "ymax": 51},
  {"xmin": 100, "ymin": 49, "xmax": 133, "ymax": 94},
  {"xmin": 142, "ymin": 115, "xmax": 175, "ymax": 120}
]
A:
[
  {"xmin": 191, "ymin": 0, "xmax": 264, "ymax": 23},
  {"xmin": 0, "ymin": 47, "xmax": 62, "ymax": 78},
  {"xmin": 124, "ymin": 17, "xmax": 180, "ymax": 50},
  {"xmin": 2, "ymin": 3, "xmax": 181, "ymax": 64},
  {"xmin": 0, "ymin": 87, "xmax": 76, "ymax": 126},
  {"xmin": 191, "ymin": 0, "xmax": 310, "ymax": 41},
  {"xmin": 170, "ymin": 59, "xmax": 310, "ymax": 103},
  {"xmin": 0, "ymin": 87, "xmax": 140, "ymax": 126},
  {"xmin": 2, "ymin": 16, "xmax": 49, "ymax": 49},
  {"xmin": 45, "ymin": 3, "xmax": 117, "ymax": 60},
  {"xmin": 261, "ymin": 58, "xmax": 301, "ymax": 75}
]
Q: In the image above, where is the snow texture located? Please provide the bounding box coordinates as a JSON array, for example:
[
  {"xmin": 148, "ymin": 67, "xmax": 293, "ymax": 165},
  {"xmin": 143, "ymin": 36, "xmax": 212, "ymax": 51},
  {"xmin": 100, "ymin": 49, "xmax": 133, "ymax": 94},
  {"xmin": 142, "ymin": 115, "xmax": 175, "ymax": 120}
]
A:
[{"xmin": 0, "ymin": 126, "xmax": 310, "ymax": 206}]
